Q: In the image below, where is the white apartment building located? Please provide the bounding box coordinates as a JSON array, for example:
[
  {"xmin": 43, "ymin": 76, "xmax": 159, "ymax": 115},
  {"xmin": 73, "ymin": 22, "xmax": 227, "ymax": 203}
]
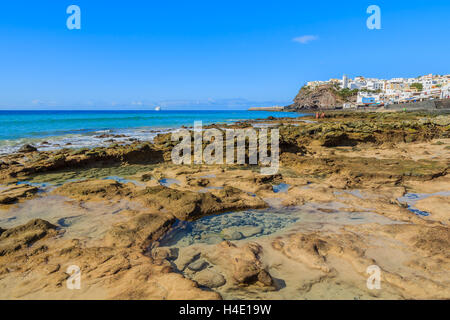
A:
[
  {"xmin": 441, "ymin": 84, "xmax": 450, "ymax": 99},
  {"xmin": 422, "ymin": 79, "xmax": 437, "ymax": 90},
  {"xmin": 357, "ymin": 92, "xmax": 382, "ymax": 104},
  {"xmin": 366, "ymin": 81, "xmax": 384, "ymax": 91},
  {"xmin": 342, "ymin": 75, "xmax": 349, "ymax": 89}
]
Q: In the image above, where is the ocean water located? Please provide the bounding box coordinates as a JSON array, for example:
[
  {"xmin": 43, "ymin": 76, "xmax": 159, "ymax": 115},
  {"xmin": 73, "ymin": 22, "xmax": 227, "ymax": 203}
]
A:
[{"xmin": 0, "ymin": 110, "xmax": 302, "ymax": 154}]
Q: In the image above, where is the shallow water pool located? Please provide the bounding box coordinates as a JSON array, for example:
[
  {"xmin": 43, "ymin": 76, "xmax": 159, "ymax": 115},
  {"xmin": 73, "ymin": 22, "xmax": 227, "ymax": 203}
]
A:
[
  {"xmin": 397, "ymin": 191, "xmax": 450, "ymax": 216},
  {"xmin": 159, "ymin": 208, "xmax": 299, "ymax": 247}
]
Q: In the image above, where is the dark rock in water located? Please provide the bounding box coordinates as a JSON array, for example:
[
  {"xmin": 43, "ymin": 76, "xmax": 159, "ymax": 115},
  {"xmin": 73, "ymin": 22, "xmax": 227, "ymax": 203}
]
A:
[
  {"xmin": 188, "ymin": 259, "xmax": 208, "ymax": 271},
  {"xmin": 18, "ymin": 144, "xmax": 38, "ymax": 153},
  {"xmin": 222, "ymin": 228, "xmax": 244, "ymax": 240}
]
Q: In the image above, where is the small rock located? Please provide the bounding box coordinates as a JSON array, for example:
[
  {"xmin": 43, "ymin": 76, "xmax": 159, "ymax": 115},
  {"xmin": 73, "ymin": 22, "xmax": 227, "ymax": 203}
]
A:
[
  {"xmin": 240, "ymin": 226, "xmax": 263, "ymax": 238},
  {"xmin": 18, "ymin": 144, "xmax": 37, "ymax": 153},
  {"xmin": 222, "ymin": 228, "xmax": 244, "ymax": 240},
  {"xmin": 193, "ymin": 269, "xmax": 226, "ymax": 288},
  {"xmin": 257, "ymin": 270, "xmax": 273, "ymax": 286},
  {"xmin": 152, "ymin": 247, "xmax": 178, "ymax": 261},
  {"xmin": 175, "ymin": 249, "xmax": 200, "ymax": 270},
  {"xmin": 188, "ymin": 259, "xmax": 208, "ymax": 272}
]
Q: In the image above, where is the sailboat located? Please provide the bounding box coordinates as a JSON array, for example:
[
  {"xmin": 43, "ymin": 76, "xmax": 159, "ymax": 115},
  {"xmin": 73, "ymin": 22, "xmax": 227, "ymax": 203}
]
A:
[{"xmin": 154, "ymin": 106, "xmax": 161, "ymax": 111}]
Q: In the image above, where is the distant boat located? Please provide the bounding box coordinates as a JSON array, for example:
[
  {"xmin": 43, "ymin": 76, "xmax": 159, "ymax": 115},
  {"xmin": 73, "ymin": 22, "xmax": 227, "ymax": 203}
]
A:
[{"xmin": 154, "ymin": 106, "xmax": 161, "ymax": 111}]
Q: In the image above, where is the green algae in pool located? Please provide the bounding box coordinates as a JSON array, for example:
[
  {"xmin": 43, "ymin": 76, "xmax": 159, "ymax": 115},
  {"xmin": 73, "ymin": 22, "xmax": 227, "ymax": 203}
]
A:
[
  {"xmin": 103, "ymin": 176, "xmax": 145, "ymax": 186},
  {"xmin": 158, "ymin": 208, "xmax": 299, "ymax": 247}
]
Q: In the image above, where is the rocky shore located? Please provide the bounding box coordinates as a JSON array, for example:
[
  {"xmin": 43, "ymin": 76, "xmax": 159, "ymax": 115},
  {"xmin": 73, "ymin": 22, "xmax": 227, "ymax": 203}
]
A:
[{"xmin": 0, "ymin": 111, "xmax": 449, "ymax": 299}]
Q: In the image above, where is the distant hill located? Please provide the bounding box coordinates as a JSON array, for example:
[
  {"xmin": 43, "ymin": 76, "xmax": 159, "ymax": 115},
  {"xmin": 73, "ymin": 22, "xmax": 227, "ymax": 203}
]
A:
[
  {"xmin": 285, "ymin": 84, "xmax": 357, "ymax": 110},
  {"xmin": 248, "ymin": 106, "xmax": 284, "ymax": 111}
]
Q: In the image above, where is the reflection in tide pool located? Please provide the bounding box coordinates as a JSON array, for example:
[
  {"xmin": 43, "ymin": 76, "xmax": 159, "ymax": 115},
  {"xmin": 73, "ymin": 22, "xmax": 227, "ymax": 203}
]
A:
[
  {"xmin": 16, "ymin": 181, "xmax": 53, "ymax": 189},
  {"xmin": 273, "ymin": 183, "xmax": 290, "ymax": 193}
]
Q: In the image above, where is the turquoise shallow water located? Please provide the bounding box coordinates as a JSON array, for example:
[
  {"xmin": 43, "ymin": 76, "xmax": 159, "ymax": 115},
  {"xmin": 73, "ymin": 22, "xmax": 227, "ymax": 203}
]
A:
[{"xmin": 0, "ymin": 110, "xmax": 303, "ymax": 154}]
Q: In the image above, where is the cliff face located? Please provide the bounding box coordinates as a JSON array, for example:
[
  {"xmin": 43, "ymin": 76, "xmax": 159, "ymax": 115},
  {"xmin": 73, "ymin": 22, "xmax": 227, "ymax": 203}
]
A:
[{"xmin": 285, "ymin": 84, "xmax": 355, "ymax": 110}]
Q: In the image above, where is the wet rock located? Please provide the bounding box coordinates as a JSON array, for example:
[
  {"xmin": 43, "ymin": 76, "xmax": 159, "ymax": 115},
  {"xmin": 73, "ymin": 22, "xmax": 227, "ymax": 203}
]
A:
[
  {"xmin": 0, "ymin": 184, "xmax": 38, "ymax": 204},
  {"xmin": 193, "ymin": 269, "xmax": 226, "ymax": 288},
  {"xmin": 240, "ymin": 226, "xmax": 263, "ymax": 238},
  {"xmin": 221, "ymin": 228, "xmax": 244, "ymax": 240},
  {"xmin": 187, "ymin": 259, "xmax": 208, "ymax": 271},
  {"xmin": 18, "ymin": 144, "xmax": 38, "ymax": 153},
  {"xmin": 200, "ymin": 233, "xmax": 225, "ymax": 245}
]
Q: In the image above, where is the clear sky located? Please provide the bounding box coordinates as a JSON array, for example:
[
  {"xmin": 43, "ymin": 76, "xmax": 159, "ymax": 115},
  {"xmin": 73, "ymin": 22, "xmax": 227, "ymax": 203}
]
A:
[{"xmin": 1, "ymin": 0, "xmax": 450, "ymax": 109}]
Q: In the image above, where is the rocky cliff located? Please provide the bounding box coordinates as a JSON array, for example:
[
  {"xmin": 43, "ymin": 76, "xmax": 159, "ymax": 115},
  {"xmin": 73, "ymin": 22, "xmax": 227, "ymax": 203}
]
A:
[{"xmin": 285, "ymin": 84, "xmax": 356, "ymax": 110}]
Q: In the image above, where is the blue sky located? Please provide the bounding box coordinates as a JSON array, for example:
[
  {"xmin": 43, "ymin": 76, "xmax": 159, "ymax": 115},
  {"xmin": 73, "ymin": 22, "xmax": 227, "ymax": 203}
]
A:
[{"xmin": 1, "ymin": 0, "xmax": 449, "ymax": 109}]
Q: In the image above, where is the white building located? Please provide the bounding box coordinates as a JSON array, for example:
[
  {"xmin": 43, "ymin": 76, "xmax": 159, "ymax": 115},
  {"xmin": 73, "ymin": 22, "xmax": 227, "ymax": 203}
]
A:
[
  {"xmin": 441, "ymin": 84, "xmax": 450, "ymax": 99},
  {"xmin": 366, "ymin": 81, "xmax": 384, "ymax": 91},
  {"xmin": 342, "ymin": 75, "xmax": 349, "ymax": 89},
  {"xmin": 357, "ymin": 92, "xmax": 382, "ymax": 105}
]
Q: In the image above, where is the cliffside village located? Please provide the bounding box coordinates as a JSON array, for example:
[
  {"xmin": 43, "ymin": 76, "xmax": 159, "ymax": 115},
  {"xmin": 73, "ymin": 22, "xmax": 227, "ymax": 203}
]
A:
[{"xmin": 307, "ymin": 74, "xmax": 450, "ymax": 108}]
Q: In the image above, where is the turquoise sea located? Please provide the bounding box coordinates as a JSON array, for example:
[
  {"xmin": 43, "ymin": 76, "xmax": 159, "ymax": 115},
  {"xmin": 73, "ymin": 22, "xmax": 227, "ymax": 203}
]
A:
[{"xmin": 0, "ymin": 110, "xmax": 303, "ymax": 154}]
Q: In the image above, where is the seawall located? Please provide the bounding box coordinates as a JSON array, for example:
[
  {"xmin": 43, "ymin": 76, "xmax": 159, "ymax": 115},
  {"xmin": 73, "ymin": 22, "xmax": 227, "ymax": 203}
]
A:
[{"xmin": 384, "ymin": 99, "xmax": 450, "ymax": 111}]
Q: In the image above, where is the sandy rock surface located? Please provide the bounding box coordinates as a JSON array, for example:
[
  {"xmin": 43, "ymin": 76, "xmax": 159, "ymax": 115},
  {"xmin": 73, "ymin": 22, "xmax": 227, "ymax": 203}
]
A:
[{"xmin": 0, "ymin": 111, "xmax": 449, "ymax": 299}]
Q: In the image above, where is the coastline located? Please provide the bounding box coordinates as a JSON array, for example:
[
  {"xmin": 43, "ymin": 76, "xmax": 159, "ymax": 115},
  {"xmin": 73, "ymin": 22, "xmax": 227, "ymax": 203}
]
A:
[
  {"xmin": 0, "ymin": 110, "xmax": 302, "ymax": 155},
  {"xmin": 0, "ymin": 111, "xmax": 449, "ymax": 300}
]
